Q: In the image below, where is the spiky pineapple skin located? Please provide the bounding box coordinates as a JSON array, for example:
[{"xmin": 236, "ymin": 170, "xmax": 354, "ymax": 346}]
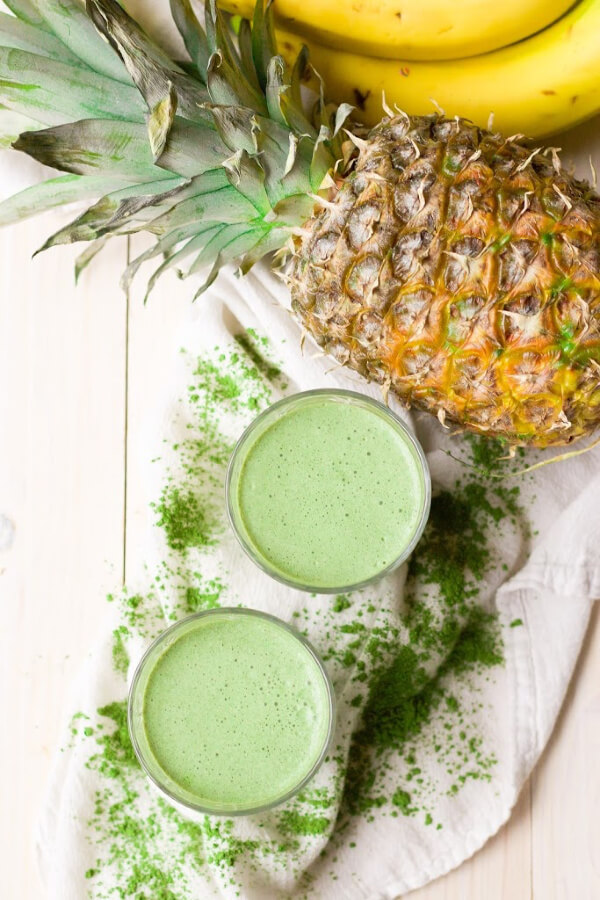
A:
[{"xmin": 290, "ymin": 115, "xmax": 600, "ymax": 447}]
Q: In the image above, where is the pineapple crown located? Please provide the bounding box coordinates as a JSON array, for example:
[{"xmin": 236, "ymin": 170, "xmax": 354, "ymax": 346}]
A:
[{"xmin": 0, "ymin": 0, "xmax": 353, "ymax": 296}]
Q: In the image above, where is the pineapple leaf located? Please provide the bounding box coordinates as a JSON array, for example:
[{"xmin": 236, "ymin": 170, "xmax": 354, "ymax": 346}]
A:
[
  {"xmin": 0, "ymin": 103, "xmax": 43, "ymax": 148},
  {"xmin": 206, "ymin": 49, "xmax": 267, "ymax": 115},
  {"xmin": 334, "ymin": 103, "xmax": 355, "ymax": 137},
  {"xmin": 1, "ymin": 0, "xmax": 347, "ymax": 297},
  {"xmin": 144, "ymin": 223, "xmax": 223, "ymax": 302},
  {"xmin": 310, "ymin": 63, "xmax": 329, "ymax": 130},
  {"xmin": 156, "ymin": 117, "xmax": 231, "ymax": 177},
  {"xmin": 204, "ymin": 104, "xmax": 257, "ymax": 154},
  {"xmin": 74, "ymin": 235, "xmax": 108, "ymax": 283},
  {"xmin": 86, "ymin": 0, "xmax": 183, "ymax": 72},
  {"xmin": 204, "ymin": 0, "xmax": 217, "ymax": 54},
  {"xmin": 123, "ymin": 222, "xmax": 213, "ymax": 293},
  {"xmin": 289, "ymin": 42, "xmax": 309, "ymax": 109},
  {"xmin": 190, "ymin": 223, "xmax": 265, "ymax": 296},
  {"xmin": 222, "ymin": 148, "xmax": 270, "ymax": 214},
  {"xmin": 147, "ymin": 184, "xmax": 259, "ymax": 235},
  {"xmin": 283, "ymin": 132, "xmax": 300, "ymax": 176},
  {"xmin": 3, "ymin": 0, "xmax": 49, "ymax": 31},
  {"xmin": 188, "ymin": 223, "xmax": 260, "ymax": 275},
  {"xmin": 209, "ymin": 6, "xmax": 278, "ymax": 116},
  {"xmin": 13, "ymin": 116, "xmax": 231, "ymax": 181},
  {"xmin": 0, "ymin": 12, "xmax": 87, "ymax": 68},
  {"xmin": 163, "ymin": 168, "xmax": 231, "ymax": 198},
  {"xmin": 28, "ymin": 0, "xmax": 130, "ymax": 84},
  {"xmin": 86, "ymin": 0, "xmax": 209, "ymax": 122},
  {"xmin": 168, "ymin": 0, "xmax": 209, "ymax": 78},
  {"xmin": 237, "ymin": 18, "xmax": 261, "ymax": 92},
  {"xmin": 0, "ymin": 46, "xmax": 145, "ymax": 127},
  {"xmin": 205, "ymin": 1, "xmax": 273, "ymax": 113},
  {"xmin": 249, "ymin": 35, "xmax": 316, "ymax": 139},
  {"xmin": 265, "ymin": 56, "xmax": 287, "ymax": 128},
  {"xmin": 239, "ymin": 225, "xmax": 290, "ymax": 273},
  {"xmin": 212, "ymin": 1, "xmax": 244, "ymax": 73},
  {"xmin": 161, "ymin": 233, "xmax": 216, "ymax": 276},
  {"xmin": 143, "ymin": 228, "xmax": 218, "ymax": 299},
  {"xmin": 104, "ymin": 174, "xmax": 231, "ymax": 236},
  {"xmin": 35, "ymin": 177, "xmax": 187, "ymax": 251},
  {"xmin": 278, "ymin": 86, "xmax": 318, "ymax": 140},
  {"xmin": 13, "ymin": 118, "xmax": 172, "ymax": 178},
  {"xmin": 252, "ymin": 117, "xmax": 314, "ymax": 204},
  {"xmin": 251, "ymin": 0, "xmax": 276, "ymax": 93},
  {"xmin": 270, "ymin": 192, "xmax": 317, "ymax": 226},
  {"xmin": 310, "ymin": 124, "xmax": 336, "ymax": 190},
  {"xmin": 193, "ymin": 252, "xmax": 223, "ymax": 297},
  {"xmin": 148, "ymin": 83, "xmax": 177, "ymax": 161},
  {"xmin": 0, "ymin": 172, "xmax": 130, "ymax": 226}
]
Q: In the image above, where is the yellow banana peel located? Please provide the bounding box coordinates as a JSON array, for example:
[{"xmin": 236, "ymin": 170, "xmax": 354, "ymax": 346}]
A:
[
  {"xmin": 272, "ymin": 0, "xmax": 600, "ymax": 137},
  {"xmin": 219, "ymin": 0, "xmax": 575, "ymax": 60}
]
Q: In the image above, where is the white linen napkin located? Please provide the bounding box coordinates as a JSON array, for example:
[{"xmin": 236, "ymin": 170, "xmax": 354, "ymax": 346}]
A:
[
  {"xmin": 1, "ymin": 2, "xmax": 597, "ymax": 888},
  {"xmin": 34, "ymin": 263, "xmax": 600, "ymax": 900}
]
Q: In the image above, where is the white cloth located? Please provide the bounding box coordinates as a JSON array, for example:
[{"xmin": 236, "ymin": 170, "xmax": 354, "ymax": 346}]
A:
[
  {"xmin": 1, "ymin": 1, "xmax": 598, "ymax": 886},
  {"xmin": 34, "ymin": 264, "xmax": 600, "ymax": 900}
]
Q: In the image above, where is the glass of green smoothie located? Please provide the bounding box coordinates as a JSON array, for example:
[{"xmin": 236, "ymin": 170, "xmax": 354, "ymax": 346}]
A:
[
  {"xmin": 227, "ymin": 389, "xmax": 431, "ymax": 593},
  {"xmin": 128, "ymin": 608, "xmax": 335, "ymax": 816}
]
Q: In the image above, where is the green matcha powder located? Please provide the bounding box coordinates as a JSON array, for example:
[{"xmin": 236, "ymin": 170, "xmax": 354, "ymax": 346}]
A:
[{"xmin": 65, "ymin": 329, "xmax": 527, "ymax": 898}]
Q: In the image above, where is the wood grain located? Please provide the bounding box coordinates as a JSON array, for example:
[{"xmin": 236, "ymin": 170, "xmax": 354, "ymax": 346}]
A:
[
  {"xmin": 2, "ymin": 131, "xmax": 600, "ymax": 897},
  {"xmin": 530, "ymin": 604, "xmax": 600, "ymax": 900},
  {"xmin": 124, "ymin": 235, "xmax": 193, "ymax": 581},
  {"xmin": 405, "ymin": 785, "xmax": 532, "ymax": 899},
  {"xmin": 0, "ymin": 218, "xmax": 127, "ymax": 900}
]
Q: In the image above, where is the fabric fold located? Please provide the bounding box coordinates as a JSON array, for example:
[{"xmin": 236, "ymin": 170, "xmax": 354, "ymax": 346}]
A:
[{"xmin": 35, "ymin": 265, "xmax": 599, "ymax": 900}]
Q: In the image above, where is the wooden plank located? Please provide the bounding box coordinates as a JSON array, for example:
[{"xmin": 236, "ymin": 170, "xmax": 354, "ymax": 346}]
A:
[
  {"xmin": 530, "ymin": 604, "xmax": 600, "ymax": 900},
  {"xmin": 407, "ymin": 114, "xmax": 600, "ymax": 900},
  {"xmin": 527, "ymin": 114, "xmax": 600, "ymax": 900},
  {"xmin": 404, "ymin": 783, "xmax": 531, "ymax": 899},
  {"xmin": 123, "ymin": 237, "xmax": 192, "ymax": 581},
  {"xmin": 123, "ymin": 248, "xmax": 536, "ymax": 900},
  {"xmin": 1, "ymin": 95, "xmax": 597, "ymax": 900},
  {"xmin": 0, "ymin": 215, "xmax": 127, "ymax": 900}
]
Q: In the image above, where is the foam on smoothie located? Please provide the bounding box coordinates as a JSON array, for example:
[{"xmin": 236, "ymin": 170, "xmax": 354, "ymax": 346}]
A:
[
  {"xmin": 235, "ymin": 395, "xmax": 426, "ymax": 588},
  {"xmin": 140, "ymin": 612, "xmax": 331, "ymax": 810}
]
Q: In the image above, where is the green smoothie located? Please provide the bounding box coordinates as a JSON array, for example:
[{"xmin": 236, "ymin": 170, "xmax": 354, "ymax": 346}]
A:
[
  {"xmin": 130, "ymin": 610, "xmax": 333, "ymax": 813},
  {"xmin": 228, "ymin": 391, "xmax": 429, "ymax": 590}
]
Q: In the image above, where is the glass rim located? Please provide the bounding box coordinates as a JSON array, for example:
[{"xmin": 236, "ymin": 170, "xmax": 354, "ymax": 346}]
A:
[
  {"xmin": 226, "ymin": 388, "xmax": 432, "ymax": 594},
  {"xmin": 128, "ymin": 607, "xmax": 336, "ymax": 817}
]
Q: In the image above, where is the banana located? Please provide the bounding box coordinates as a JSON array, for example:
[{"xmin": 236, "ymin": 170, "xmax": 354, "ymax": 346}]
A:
[
  {"xmin": 273, "ymin": 0, "xmax": 600, "ymax": 138},
  {"xmin": 219, "ymin": 0, "xmax": 576, "ymax": 61}
]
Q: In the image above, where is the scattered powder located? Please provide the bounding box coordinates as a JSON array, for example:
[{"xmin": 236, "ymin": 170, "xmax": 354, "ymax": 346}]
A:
[
  {"xmin": 111, "ymin": 626, "xmax": 130, "ymax": 677},
  {"xmin": 391, "ymin": 788, "xmax": 415, "ymax": 816},
  {"xmin": 76, "ymin": 333, "xmax": 294, "ymax": 898},
  {"xmin": 153, "ymin": 487, "xmax": 215, "ymax": 553},
  {"xmin": 279, "ymin": 811, "xmax": 331, "ymax": 837},
  {"xmin": 65, "ymin": 331, "xmax": 528, "ymax": 897},
  {"xmin": 336, "ymin": 443, "xmax": 518, "ymax": 824},
  {"xmin": 93, "ymin": 701, "xmax": 137, "ymax": 773},
  {"xmin": 332, "ymin": 595, "xmax": 351, "ymax": 613},
  {"xmin": 184, "ymin": 578, "xmax": 224, "ymax": 612}
]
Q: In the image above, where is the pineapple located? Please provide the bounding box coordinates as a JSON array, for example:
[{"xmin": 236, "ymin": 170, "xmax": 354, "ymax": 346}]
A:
[
  {"xmin": 1, "ymin": 0, "xmax": 599, "ymax": 448},
  {"xmin": 290, "ymin": 118, "xmax": 600, "ymax": 445}
]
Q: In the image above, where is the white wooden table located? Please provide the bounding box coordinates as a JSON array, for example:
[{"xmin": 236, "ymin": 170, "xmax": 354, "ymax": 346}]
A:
[{"xmin": 1, "ymin": 118, "xmax": 600, "ymax": 900}]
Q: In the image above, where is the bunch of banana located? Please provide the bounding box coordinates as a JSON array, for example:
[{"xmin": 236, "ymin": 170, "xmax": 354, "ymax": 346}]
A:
[{"xmin": 219, "ymin": 0, "xmax": 600, "ymax": 137}]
